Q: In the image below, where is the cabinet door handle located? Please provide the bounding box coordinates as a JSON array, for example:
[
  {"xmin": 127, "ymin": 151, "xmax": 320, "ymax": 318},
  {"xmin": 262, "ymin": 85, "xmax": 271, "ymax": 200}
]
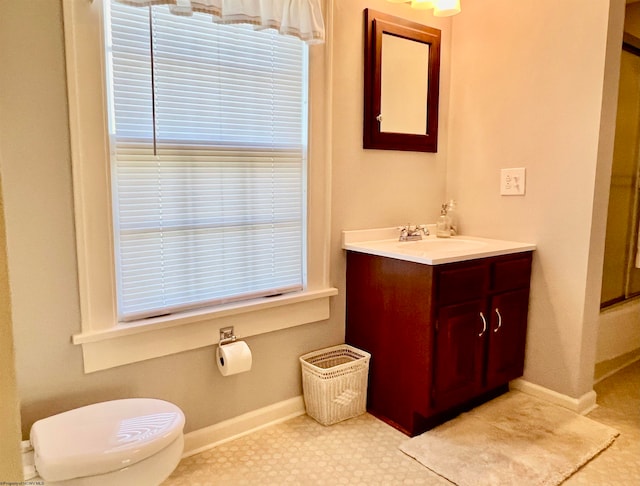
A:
[
  {"xmin": 494, "ymin": 308, "xmax": 502, "ymax": 333},
  {"xmin": 479, "ymin": 312, "xmax": 487, "ymax": 337}
]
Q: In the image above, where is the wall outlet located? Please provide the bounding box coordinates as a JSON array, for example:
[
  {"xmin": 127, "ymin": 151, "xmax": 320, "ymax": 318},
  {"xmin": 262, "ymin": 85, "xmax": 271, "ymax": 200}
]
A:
[{"xmin": 500, "ymin": 168, "xmax": 526, "ymax": 196}]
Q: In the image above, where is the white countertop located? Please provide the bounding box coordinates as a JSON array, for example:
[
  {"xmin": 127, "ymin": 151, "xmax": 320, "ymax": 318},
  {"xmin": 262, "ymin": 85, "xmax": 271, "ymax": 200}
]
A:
[{"xmin": 342, "ymin": 227, "xmax": 536, "ymax": 265}]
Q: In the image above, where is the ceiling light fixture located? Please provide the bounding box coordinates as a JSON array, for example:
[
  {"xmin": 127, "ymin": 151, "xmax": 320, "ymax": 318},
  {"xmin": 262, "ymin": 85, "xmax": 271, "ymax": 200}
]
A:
[
  {"xmin": 411, "ymin": 0, "xmax": 435, "ymax": 9},
  {"xmin": 433, "ymin": 0, "xmax": 461, "ymax": 16},
  {"xmin": 387, "ymin": 0, "xmax": 461, "ymax": 17}
]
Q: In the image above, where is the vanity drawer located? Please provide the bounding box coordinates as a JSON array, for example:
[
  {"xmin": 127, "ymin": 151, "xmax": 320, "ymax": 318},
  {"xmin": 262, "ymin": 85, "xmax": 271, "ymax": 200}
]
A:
[
  {"xmin": 491, "ymin": 253, "xmax": 532, "ymax": 292},
  {"xmin": 437, "ymin": 263, "xmax": 488, "ymax": 306}
]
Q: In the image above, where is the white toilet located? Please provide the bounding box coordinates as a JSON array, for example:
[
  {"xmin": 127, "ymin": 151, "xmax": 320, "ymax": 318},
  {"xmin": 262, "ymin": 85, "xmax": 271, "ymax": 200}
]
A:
[{"xmin": 27, "ymin": 398, "xmax": 185, "ymax": 486}]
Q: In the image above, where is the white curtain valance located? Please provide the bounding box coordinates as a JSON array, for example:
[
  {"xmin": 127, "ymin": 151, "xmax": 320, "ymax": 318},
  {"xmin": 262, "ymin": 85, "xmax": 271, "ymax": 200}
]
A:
[{"xmin": 116, "ymin": 0, "xmax": 325, "ymax": 44}]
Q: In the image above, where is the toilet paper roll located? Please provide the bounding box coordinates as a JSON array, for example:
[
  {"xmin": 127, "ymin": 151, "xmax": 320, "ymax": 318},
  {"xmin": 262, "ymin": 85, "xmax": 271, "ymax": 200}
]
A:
[{"xmin": 216, "ymin": 341, "xmax": 252, "ymax": 376}]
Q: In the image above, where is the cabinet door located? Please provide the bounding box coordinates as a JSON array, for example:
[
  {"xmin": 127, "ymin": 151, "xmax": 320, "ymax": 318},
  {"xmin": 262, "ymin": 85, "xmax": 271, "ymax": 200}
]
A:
[
  {"xmin": 432, "ymin": 300, "xmax": 486, "ymax": 410},
  {"xmin": 486, "ymin": 288, "xmax": 530, "ymax": 389}
]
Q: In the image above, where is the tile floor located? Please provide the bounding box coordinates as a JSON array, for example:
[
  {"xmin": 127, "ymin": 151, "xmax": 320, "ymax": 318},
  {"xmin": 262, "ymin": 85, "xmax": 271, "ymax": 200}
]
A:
[{"xmin": 165, "ymin": 360, "xmax": 640, "ymax": 485}]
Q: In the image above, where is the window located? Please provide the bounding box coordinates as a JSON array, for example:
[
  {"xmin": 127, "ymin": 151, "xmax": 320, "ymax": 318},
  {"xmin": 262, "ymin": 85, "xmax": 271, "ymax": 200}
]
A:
[
  {"xmin": 63, "ymin": 0, "xmax": 335, "ymax": 372},
  {"xmin": 107, "ymin": 2, "xmax": 307, "ymax": 321}
]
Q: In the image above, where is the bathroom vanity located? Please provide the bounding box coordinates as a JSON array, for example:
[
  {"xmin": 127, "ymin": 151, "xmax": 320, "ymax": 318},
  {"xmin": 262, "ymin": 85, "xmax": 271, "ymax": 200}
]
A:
[{"xmin": 343, "ymin": 228, "xmax": 536, "ymax": 436}]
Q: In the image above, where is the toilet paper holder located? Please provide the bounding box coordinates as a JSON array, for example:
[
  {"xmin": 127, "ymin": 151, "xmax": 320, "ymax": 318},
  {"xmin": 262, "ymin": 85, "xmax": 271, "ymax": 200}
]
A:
[{"xmin": 219, "ymin": 326, "xmax": 236, "ymax": 346}]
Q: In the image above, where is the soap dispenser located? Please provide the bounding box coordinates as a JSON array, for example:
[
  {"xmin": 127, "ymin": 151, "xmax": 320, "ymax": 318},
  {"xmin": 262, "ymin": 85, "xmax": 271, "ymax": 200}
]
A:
[
  {"xmin": 436, "ymin": 204, "xmax": 451, "ymax": 238},
  {"xmin": 446, "ymin": 199, "xmax": 458, "ymax": 236}
]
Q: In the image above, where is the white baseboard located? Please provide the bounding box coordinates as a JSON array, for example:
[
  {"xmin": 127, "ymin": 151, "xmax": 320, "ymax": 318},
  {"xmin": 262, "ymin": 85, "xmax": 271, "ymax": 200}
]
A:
[
  {"xmin": 183, "ymin": 395, "xmax": 306, "ymax": 458},
  {"xmin": 510, "ymin": 379, "xmax": 598, "ymax": 415}
]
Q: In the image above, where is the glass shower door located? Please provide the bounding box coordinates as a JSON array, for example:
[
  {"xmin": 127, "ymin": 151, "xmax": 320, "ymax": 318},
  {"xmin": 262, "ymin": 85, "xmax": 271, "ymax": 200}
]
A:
[{"xmin": 601, "ymin": 45, "xmax": 640, "ymax": 307}]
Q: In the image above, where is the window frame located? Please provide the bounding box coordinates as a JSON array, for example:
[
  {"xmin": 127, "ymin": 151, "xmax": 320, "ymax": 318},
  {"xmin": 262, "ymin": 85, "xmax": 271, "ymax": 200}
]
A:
[{"xmin": 62, "ymin": 0, "xmax": 336, "ymax": 373}]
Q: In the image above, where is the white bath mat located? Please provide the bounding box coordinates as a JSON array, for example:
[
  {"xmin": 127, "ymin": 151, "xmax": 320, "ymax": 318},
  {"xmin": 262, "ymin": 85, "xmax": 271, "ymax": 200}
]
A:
[{"xmin": 399, "ymin": 391, "xmax": 619, "ymax": 486}]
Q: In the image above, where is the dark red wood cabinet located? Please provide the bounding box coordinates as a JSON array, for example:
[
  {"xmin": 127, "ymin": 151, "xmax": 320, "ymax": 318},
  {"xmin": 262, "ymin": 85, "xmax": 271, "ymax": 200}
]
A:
[{"xmin": 345, "ymin": 250, "xmax": 533, "ymax": 436}]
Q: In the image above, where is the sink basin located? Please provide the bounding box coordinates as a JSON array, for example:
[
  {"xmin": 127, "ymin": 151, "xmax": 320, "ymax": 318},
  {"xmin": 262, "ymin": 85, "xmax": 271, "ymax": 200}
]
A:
[{"xmin": 396, "ymin": 238, "xmax": 488, "ymax": 253}]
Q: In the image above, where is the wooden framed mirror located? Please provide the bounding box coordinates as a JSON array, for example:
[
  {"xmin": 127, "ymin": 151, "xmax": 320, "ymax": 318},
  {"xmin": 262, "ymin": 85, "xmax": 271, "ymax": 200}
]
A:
[{"xmin": 363, "ymin": 9, "xmax": 441, "ymax": 152}]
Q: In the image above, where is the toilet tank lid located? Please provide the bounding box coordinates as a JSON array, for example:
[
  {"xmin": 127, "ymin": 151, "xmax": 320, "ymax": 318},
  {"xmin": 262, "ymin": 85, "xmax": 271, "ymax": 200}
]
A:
[{"xmin": 30, "ymin": 398, "xmax": 185, "ymax": 482}]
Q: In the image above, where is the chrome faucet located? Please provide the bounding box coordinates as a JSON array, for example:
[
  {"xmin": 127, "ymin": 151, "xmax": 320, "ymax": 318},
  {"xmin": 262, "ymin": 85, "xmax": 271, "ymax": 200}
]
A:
[{"xmin": 398, "ymin": 224, "xmax": 429, "ymax": 241}]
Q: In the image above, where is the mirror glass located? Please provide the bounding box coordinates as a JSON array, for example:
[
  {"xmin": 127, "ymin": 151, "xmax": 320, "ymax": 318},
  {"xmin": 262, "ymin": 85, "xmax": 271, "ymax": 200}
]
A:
[{"xmin": 380, "ymin": 33, "xmax": 430, "ymax": 135}]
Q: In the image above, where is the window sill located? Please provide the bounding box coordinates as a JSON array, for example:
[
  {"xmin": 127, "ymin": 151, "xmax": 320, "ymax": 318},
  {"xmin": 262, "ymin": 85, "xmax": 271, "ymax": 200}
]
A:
[{"xmin": 72, "ymin": 288, "xmax": 338, "ymax": 373}]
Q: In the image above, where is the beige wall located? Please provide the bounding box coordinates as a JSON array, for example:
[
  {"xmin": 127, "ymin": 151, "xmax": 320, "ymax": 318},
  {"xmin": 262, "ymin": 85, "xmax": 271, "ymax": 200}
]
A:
[
  {"xmin": 0, "ymin": 163, "xmax": 23, "ymax": 480},
  {"xmin": 0, "ymin": 4, "xmax": 22, "ymax": 459},
  {"xmin": 447, "ymin": 0, "xmax": 624, "ymax": 398}
]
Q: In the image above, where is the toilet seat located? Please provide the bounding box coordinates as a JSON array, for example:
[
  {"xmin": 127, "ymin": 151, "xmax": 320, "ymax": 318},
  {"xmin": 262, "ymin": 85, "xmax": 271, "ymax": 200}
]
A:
[{"xmin": 30, "ymin": 398, "xmax": 185, "ymax": 483}]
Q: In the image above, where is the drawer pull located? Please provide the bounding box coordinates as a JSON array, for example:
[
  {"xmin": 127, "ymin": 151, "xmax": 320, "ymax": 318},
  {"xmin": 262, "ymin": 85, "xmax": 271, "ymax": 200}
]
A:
[
  {"xmin": 479, "ymin": 312, "xmax": 487, "ymax": 337},
  {"xmin": 494, "ymin": 308, "xmax": 503, "ymax": 333}
]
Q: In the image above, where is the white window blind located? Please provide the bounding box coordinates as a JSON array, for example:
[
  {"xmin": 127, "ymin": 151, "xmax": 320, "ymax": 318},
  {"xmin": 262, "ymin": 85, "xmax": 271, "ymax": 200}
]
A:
[{"xmin": 106, "ymin": 0, "xmax": 307, "ymax": 321}]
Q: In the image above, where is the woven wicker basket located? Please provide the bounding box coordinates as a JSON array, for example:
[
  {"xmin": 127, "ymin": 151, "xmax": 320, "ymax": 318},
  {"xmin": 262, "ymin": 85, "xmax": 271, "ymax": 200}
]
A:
[{"xmin": 299, "ymin": 344, "xmax": 371, "ymax": 426}]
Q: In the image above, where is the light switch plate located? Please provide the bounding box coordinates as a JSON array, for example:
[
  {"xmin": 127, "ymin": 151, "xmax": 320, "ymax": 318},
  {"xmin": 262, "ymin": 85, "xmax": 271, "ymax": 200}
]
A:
[{"xmin": 500, "ymin": 168, "xmax": 526, "ymax": 196}]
